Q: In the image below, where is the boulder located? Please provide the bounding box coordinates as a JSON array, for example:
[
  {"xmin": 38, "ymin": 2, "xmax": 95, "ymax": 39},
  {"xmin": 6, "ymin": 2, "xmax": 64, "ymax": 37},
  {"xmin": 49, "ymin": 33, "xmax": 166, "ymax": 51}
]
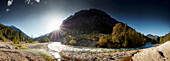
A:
[{"xmin": 132, "ymin": 41, "xmax": 170, "ymax": 61}]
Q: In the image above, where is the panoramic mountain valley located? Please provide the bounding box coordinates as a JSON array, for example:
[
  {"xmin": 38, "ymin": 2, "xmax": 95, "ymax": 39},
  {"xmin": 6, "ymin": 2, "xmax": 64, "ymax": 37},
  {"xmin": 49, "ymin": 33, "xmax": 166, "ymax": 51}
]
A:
[
  {"xmin": 0, "ymin": 0, "xmax": 170, "ymax": 61},
  {"xmin": 0, "ymin": 9, "xmax": 170, "ymax": 61}
]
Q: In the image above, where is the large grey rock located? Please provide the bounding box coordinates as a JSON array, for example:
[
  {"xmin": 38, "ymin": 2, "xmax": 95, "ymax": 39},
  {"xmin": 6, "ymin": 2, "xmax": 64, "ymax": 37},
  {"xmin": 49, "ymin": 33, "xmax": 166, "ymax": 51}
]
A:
[{"xmin": 132, "ymin": 41, "xmax": 170, "ymax": 61}]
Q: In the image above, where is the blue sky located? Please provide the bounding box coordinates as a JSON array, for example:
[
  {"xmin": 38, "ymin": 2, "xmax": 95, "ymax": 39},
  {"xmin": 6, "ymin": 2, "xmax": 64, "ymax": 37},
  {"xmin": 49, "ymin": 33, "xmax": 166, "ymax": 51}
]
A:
[{"xmin": 0, "ymin": 0, "xmax": 169, "ymax": 37}]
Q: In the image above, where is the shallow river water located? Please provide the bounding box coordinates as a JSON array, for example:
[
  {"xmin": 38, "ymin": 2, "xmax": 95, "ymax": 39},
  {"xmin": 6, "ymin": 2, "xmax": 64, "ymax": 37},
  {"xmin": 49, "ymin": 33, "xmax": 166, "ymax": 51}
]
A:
[{"xmin": 47, "ymin": 42, "xmax": 154, "ymax": 59}]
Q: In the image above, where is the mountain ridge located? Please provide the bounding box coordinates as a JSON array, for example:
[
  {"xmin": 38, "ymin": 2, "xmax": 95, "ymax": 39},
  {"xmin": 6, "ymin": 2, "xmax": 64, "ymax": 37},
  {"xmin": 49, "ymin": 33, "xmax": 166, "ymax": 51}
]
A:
[
  {"xmin": 60, "ymin": 9, "xmax": 121, "ymax": 34},
  {"xmin": 32, "ymin": 9, "xmax": 146, "ymax": 48},
  {"xmin": 8, "ymin": 25, "xmax": 30, "ymax": 38}
]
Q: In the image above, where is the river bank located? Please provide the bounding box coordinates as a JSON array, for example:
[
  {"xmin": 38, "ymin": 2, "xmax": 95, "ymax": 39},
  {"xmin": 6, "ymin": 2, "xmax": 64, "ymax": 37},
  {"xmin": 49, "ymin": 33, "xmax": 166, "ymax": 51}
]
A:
[
  {"xmin": 47, "ymin": 42, "xmax": 158, "ymax": 61},
  {"xmin": 1, "ymin": 41, "xmax": 169, "ymax": 61},
  {"xmin": 60, "ymin": 50, "xmax": 139, "ymax": 61},
  {"xmin": 0, "ymin": 42, "xmax": 46, "ymax": 61}
]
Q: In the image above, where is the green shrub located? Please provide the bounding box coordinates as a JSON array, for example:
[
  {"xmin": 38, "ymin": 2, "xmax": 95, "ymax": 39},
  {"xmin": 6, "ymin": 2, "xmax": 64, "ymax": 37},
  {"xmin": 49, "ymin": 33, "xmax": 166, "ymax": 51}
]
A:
[
  {"xmin": 38, "ymin": 37, "xmax": 50, "ymax": 43},
  {"xmin": 39, "ymin": 52, "xmax": 53, "ymax": 61},
  {"xmin": 69, "ymin": 40, "xmax": 77, "ymax": 45}
]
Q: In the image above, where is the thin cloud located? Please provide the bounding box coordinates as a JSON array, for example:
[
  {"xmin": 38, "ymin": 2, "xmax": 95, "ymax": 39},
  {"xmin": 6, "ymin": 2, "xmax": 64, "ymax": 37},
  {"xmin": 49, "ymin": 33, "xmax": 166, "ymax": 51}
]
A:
[
  {"xmin": 35, "ymin": 0, "xmax": 40, "ymax": 3},
  {"xmin": 7, "ymin": 0, "xmax": 13, "ymax": 6},
  {"xmin": 6, "ymin": 9, "xmax": 10, "ymax": 12},
  {"xmin": 25, "ymin": 0, "xmax": 40, "ymax": 4}
]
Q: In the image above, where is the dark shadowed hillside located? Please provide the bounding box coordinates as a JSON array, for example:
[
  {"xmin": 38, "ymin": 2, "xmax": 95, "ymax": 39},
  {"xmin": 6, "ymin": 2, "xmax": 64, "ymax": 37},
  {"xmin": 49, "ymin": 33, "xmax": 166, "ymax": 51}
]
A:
[
  {"xmin": 58, "ymin": 9, "xmax": 147, "ymax": 48},
  {"xmin": 36, "ymin": 9, "xmax": 147, "ymax": 48},
  {"xmin": 60, "ymin": 9, "xmax": 120, "ymax": 34},
  {"xmin": 36, "ymin": 9, "xmax": 123, "ymax": 42}
]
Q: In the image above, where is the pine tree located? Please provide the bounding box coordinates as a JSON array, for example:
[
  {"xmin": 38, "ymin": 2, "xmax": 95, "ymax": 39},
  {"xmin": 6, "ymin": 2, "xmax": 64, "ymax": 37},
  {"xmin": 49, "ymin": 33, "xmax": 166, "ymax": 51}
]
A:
[
  {"xmin": 124, "ymin": 23, "xmax": 127, "ymax": 32},
  {"xmin": 0, "ymin": 30, "xmax": 2, "ymax": 36},
  {"xmin": 13, "ymin": 36, "xmax": 17, "ymax": 44},
  {"xmin": 28, "ymin": 38, "xmax": 33, "ymax": 43}
]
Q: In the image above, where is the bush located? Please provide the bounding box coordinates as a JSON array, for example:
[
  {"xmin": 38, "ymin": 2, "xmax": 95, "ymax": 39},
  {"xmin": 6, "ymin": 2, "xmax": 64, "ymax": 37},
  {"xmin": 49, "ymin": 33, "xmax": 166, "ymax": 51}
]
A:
[
  {"xmin": 69, "ymin": 40, "xmax": 77, "ymax": 45},
  {"xmin": 38, "ymin": 37, "xmax": 50, "ymax": 43}
]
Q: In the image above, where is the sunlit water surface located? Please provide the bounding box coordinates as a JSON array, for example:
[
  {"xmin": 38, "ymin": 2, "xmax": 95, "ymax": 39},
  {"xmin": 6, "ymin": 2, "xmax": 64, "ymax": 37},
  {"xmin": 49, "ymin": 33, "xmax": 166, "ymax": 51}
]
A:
[{"xmin": 48, "ymin": 42, "xmax": 154, "ymax": 59}]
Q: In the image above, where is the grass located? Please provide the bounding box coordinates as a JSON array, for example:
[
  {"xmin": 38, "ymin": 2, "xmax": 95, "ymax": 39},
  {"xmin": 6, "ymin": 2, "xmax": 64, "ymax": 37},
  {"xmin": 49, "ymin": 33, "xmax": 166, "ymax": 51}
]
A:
[
  {"xmin": 15, "ymin": 45, "xmax": 30, "ymax": 50},
  {"xmin": 14, "ymin": 43, "xmax": 54, "ymax": 61},
  {"xmin": 39, "ymin": 52, "xmax": 54, "ymax": 61}
]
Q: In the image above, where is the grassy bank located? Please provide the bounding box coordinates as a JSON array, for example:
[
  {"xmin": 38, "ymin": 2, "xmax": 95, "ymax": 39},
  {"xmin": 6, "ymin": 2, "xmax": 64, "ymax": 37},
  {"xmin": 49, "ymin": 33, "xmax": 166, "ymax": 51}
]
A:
[{"xmin": 13, "ymin": 42, "xmax": 54, "ymax": 61}]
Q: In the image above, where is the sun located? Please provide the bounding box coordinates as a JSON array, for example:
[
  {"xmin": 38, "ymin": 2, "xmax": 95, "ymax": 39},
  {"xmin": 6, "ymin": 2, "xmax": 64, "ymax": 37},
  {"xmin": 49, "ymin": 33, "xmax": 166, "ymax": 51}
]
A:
[{"xmin": 47, "ymin": 16, "xmax": 62, "ymax": 32}]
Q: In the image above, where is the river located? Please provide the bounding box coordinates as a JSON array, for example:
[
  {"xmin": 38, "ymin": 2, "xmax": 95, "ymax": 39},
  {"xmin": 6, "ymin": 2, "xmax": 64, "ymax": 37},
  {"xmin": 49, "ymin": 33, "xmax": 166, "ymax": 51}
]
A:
[{"xmin": 47, "ymin": 42, "xmax": 154, "ymax": 59}]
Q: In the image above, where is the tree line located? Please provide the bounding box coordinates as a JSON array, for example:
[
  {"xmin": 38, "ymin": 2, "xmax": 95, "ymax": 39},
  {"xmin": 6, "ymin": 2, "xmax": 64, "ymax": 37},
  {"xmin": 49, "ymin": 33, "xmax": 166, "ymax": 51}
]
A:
[
  {"xmin": 0, "ymin": 24, "xmax": 32, "ymax": 44},
  {"xmin": 62, "ymin": 23, "xmax": 147, "ymax": 48},
  {"xmin": 160, "ymin": 32, "xmax": 170, "ymax": 43}
]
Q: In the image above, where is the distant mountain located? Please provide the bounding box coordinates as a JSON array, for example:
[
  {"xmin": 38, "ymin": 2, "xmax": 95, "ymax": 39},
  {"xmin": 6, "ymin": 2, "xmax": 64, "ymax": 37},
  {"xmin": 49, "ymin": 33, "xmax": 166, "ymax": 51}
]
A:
[
  {"xmin": 38, "ymin": 33, "xmax": 49, "ymax": 37},
  {"xmin": 146, "ymin": 34, "xmax": 160, "ymax": 44},
  {"xmin": 8, "ymin": 25, "xmax": 21, "ymax": 31},
  {"xmin": 58, "ymin": 9, "xmax": 146, "ymax": 48},
  {"xmin": 8, "ymin": 25, "xmax": 30, "ymax": 38},
  {"xmin": 37, "ymin": 9, "xmax": 123, "ymax": 42},
  {"xmin": 146, "ymin": 34, "xmax": 159, "ymax": 40},
  {"xmin": 37, "ymin": 9, "xmax": 147, "ymax": 48},
  {"xmin": 34, "ymin": 30, "xmax": 63, "ymax": 42}
]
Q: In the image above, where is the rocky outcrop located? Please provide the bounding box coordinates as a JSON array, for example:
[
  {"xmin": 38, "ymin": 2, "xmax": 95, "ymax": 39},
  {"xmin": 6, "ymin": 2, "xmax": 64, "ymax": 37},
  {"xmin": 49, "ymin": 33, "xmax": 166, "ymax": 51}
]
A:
[
  {"xmin": 0, "ymin": 43, "xmax": 46, "ymax": 61},
  {"xmin": 132, "ymin": 41, "xmax": 170, "ymax": 61}
]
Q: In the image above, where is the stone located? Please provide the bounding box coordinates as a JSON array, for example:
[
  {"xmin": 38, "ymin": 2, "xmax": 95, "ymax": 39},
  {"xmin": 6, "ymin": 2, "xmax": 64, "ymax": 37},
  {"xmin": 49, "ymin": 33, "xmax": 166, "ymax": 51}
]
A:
[{"xmin": 132, "ymin": 41, "xmax": 170, "ymax": 61}]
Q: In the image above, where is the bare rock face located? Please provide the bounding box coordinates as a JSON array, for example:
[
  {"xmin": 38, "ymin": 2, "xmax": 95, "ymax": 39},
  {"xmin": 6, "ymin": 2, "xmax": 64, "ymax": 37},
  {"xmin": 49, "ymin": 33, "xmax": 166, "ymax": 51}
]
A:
[
  {"xmin": 132, "ymin": 41, "xmax": 170, "ymax": 61},
  {"xmin": 0, "ymin": 43, "xmax": 46, "ymax": 61}
]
